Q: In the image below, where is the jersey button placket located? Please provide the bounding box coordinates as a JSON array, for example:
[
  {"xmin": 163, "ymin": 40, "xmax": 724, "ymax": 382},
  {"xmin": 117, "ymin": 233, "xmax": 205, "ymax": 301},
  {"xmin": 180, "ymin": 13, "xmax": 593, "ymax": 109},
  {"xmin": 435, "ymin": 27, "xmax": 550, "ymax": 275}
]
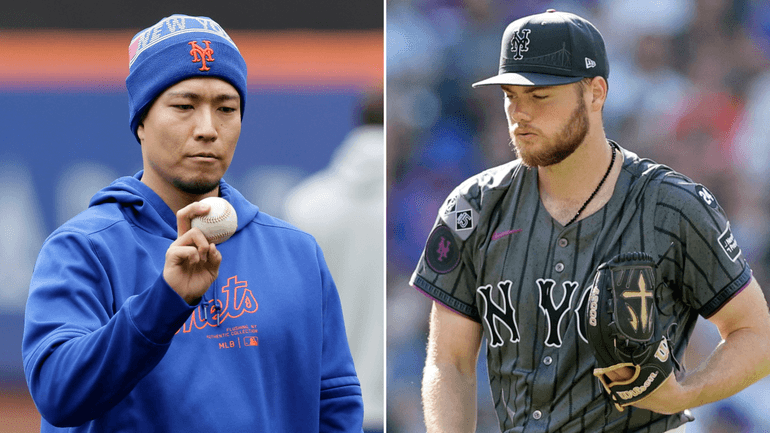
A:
[{"xmin": 554, "ymin": 235, "xmax": 570, "ymax": 273}]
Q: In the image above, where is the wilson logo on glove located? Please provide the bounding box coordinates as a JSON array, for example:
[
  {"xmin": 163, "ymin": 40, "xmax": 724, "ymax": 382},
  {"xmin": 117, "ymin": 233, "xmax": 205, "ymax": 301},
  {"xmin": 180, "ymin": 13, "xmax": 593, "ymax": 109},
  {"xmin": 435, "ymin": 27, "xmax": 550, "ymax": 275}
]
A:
[
  {"xmin": 654, "ymin": 339, "xmax": 670, "ymax": 363},
  {"xmin": 616, "ymin": 372, "xmax": 658, "ymax": 400}
]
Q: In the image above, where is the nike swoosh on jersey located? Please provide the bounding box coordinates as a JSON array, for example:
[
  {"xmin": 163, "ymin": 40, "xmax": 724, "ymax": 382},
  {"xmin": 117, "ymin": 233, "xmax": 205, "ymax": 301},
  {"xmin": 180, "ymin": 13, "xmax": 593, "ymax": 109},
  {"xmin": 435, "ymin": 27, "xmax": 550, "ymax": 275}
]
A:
[{"xmin": 491, "ymin": 229, "xmax": 522, "ymax": 241}]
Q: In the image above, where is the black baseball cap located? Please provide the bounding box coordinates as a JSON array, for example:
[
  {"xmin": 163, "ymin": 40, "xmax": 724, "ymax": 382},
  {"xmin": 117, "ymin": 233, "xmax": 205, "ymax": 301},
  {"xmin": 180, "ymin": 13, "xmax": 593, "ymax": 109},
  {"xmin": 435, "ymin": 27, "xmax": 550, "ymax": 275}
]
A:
[{"xmin": 472, "ymin": 9, "xmax": 609, "ymax": 87}]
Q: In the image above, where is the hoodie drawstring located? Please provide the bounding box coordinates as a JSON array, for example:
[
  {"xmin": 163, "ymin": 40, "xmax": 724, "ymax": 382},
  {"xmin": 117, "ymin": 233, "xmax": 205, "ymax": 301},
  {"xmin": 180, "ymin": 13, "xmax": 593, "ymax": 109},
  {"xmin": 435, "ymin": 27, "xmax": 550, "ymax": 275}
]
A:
[{"xmin": 200, "ymin": 277, "xmax": 221, "ymax": 327}]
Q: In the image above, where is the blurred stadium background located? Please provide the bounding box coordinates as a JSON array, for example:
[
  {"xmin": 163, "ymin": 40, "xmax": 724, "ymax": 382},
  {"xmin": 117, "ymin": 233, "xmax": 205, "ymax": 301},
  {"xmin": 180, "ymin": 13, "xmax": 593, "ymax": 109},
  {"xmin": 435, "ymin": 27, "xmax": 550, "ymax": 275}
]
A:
[
  {"xmin": 0, "ymin": 1, "xmax": 383, "ymax": 432},
  {"xmin": 387, "ymin": 0, "xmax": 770, "ymax": 431}
]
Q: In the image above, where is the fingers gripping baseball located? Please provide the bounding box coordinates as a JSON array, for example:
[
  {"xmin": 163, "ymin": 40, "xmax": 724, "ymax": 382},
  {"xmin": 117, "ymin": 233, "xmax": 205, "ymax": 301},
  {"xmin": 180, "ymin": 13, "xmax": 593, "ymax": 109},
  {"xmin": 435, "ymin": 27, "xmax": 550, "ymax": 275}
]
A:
[{"xmin": 164, "ymin": 201, "xmax": 223, "ymax": 305}]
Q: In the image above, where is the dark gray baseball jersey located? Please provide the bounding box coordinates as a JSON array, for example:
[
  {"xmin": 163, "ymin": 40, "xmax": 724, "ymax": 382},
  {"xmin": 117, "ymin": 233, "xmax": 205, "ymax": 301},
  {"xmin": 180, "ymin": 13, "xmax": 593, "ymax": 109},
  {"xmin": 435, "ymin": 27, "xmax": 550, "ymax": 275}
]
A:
[{"xmin": 411, "ymin": 142, "xmax": 752, "ymax": 432}]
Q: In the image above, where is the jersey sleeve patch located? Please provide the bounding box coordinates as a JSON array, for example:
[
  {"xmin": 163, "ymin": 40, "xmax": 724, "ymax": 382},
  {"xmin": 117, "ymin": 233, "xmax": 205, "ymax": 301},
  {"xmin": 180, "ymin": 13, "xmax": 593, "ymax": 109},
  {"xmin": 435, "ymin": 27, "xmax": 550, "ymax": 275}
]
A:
[
  {"xmin": 718, "ymin": 222, "xmax": 741, "ymax": 262},
  {"xmin": 424, "ymin": 225, "xmax": 461, "ymax": 274},
  {"xmin": 439, "ymin": 193, "xmax": 479, "ymax": 241},
  {"xmin": 695, "ymin": 184, "xmax": 720, "ymax": 209}
]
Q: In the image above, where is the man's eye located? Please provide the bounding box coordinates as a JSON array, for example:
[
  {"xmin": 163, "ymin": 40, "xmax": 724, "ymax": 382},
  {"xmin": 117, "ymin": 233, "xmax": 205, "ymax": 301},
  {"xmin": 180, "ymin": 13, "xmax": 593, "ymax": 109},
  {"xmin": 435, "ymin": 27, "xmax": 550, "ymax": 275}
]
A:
[
  {"xmin": 174, "ymin": 105, "xmax": 194, "ymax": 110},
  {"xmin": 532, "ymin": 94, "xmax": 548, "ymax": 100},
  {"xmin": 220, "ymin": 107, "xmax": 237, "ymax": 113}
]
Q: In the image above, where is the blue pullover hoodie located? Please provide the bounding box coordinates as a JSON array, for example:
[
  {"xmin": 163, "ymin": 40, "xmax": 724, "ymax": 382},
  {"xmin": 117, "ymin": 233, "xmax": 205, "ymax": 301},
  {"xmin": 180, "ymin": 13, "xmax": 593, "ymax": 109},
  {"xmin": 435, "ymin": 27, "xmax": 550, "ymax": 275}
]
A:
[{"xmin": 22, "ymin": 172, "xmax": 364, "ymax": 432}]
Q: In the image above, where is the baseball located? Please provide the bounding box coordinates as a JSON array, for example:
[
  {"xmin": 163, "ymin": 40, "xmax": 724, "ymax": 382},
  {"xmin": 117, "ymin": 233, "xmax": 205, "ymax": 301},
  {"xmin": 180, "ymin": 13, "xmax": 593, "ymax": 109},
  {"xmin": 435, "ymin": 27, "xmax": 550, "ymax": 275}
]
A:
[{"xmin": 191, "ymin": 197, "xmax": 238, "ymax": 244}]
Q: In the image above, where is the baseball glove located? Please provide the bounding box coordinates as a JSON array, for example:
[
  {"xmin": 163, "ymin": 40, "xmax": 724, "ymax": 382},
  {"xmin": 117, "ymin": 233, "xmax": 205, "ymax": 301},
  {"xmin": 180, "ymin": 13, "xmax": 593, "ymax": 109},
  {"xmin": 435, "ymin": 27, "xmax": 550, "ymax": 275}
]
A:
[{"xmin": 585, "ymin": 252, "xmax": 677, "ymax": 412}]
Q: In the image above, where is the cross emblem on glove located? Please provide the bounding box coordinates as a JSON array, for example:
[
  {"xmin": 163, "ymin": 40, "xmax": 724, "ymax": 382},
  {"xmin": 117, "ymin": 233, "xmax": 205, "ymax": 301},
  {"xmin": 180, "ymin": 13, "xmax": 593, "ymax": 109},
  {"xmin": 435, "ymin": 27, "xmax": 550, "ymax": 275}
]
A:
[{"xmin": 622, "ymin": 273, "xmax": 653, "ymax": 332}]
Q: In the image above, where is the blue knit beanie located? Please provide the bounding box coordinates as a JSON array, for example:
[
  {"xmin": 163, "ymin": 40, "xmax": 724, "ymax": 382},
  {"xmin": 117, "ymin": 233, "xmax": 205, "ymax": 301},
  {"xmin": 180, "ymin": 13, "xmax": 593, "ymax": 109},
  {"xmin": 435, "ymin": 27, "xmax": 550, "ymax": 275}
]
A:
[{"xmin": 126, "ymin": 14, "xmax": 248, "ymax": 142}]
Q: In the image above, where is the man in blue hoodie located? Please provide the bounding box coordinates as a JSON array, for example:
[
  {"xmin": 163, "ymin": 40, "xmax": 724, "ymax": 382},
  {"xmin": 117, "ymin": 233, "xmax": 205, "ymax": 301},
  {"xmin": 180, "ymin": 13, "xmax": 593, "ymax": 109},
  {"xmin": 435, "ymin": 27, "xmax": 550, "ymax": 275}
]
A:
[{"xmin": 22, "ymin": 14, "xmax": 364, "ymax": 432}]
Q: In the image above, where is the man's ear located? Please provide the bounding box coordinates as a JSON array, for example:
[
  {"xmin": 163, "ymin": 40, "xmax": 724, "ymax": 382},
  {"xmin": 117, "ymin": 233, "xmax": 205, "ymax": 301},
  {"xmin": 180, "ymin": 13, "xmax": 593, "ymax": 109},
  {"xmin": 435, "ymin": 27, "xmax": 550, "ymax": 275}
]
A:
[
  {"xmin": 136, "ymin": 108, "xmax": 150, "ymax": 144},
  {"xmin": 590, "ymin": 76, "xmax": 608, "ymax": 112},
  {"xmin": 136, "ymin": 123, "xmax": 145, "ymax": 144}
]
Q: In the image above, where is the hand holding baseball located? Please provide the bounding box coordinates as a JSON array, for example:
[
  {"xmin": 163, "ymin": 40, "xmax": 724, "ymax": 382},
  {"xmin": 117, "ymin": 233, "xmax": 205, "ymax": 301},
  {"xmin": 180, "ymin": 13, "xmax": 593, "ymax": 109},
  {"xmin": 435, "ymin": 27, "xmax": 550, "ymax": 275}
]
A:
[{"xmin": 164, "ymin": 200, "xmax": 224, "ymax": 305}]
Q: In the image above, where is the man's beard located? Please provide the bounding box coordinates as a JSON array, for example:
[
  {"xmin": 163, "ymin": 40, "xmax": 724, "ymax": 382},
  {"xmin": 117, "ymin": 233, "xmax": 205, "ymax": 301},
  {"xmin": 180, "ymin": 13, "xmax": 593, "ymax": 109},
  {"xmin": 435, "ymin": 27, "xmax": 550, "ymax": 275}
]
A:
[
  {"xmin": 172, "ymin": 177, "xmax": 220, "ymax": 195},
  {"xmin": 512, "ymin": 95, "xmax": 589, "ymax": 167}
]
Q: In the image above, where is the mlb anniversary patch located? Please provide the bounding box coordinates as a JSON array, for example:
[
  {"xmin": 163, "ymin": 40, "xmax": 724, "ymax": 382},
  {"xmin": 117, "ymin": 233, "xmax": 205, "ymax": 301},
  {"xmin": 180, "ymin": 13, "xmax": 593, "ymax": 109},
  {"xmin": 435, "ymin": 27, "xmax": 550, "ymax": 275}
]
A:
[{"xmin": 439, "ymin": 193, "xmax": 479, "ymax": 241}]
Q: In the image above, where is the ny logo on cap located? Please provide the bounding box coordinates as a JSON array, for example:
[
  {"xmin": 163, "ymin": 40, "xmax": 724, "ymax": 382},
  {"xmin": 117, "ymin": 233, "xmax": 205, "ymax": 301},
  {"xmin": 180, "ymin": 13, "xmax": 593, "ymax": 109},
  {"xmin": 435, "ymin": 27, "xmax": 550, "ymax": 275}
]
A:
[
  {"xmin": 510, "ymin": 29, "xmax": 531, "ymax": 60},
  {"xmin": 188, "ymin": 40, "xmax": 215, "ymax": 71}
]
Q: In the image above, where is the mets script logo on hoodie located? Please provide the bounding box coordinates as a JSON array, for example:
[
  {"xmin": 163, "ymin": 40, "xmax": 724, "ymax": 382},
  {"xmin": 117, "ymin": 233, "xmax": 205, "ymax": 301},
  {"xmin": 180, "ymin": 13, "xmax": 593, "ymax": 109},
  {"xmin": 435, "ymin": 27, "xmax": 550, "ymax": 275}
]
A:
[{"xmin": 178, "ymin": 275, "xmax": 257, "ymax": 333}]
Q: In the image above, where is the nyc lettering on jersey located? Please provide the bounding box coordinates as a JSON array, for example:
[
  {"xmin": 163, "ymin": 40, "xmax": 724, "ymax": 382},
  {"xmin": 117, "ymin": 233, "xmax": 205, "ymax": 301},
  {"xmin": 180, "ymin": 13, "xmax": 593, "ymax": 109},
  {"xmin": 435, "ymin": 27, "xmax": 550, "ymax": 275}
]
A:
[
  {"xmin": 478, "ymin": 278, "xmax": 587, "ymax": 348},
  {"xmin": 128, "ymin": 16, "xmax": 237, "ymax": 67}
]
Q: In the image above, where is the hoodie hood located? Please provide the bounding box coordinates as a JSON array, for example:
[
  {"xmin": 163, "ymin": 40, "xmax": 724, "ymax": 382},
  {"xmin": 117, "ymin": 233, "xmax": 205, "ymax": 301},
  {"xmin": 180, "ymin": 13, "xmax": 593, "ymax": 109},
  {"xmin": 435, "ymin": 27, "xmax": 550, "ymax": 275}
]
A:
[{"xmin": 89, "ymin": 171, "xmax": 259, "ymax": 240}]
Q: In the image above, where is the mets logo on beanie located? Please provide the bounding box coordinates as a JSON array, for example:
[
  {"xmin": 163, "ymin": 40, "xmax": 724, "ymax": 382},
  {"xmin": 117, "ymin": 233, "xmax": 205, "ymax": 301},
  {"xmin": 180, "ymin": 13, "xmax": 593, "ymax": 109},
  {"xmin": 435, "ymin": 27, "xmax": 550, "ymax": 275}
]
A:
[
  {"xmin": 126, "ymin": 14, "xmax": 248, "ymax": 142},
  {"xmin": 188, "ymin": 40, "xmax": 215, "ymax": 71}
]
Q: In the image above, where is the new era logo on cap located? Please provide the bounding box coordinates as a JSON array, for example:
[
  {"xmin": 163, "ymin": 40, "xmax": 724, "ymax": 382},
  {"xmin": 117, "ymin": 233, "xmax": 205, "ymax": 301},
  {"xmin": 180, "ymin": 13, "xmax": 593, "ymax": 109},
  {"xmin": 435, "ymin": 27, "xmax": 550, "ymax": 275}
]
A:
[{"xmin": 585, "ymin": 57, "xmax": 596, "ymax": 69}]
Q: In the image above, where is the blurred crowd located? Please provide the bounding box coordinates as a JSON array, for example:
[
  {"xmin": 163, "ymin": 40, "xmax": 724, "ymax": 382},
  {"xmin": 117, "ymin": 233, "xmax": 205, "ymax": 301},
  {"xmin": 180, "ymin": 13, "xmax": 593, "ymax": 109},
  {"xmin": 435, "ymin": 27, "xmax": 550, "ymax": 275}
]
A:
[{"xmin": 386, "ymin": 0, "xmax": 770, "ymax": 431}]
